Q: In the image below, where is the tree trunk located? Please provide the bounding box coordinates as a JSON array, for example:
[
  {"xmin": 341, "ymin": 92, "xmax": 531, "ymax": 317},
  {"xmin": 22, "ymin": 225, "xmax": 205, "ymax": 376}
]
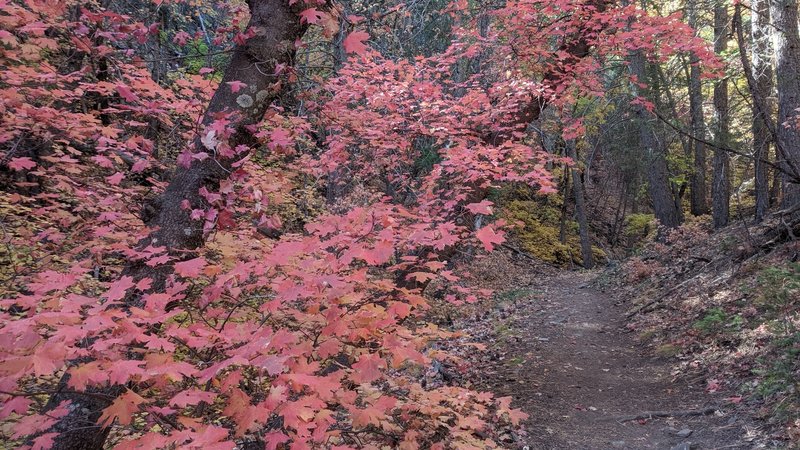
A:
[
  {"xmin": 771, "ymin": 157, "xmax": 782, "ymax": 204},
  {"xmin": 770, "ymin": 0, "xmax": 800, "ymax": 207},
  {"xmin": 751, "ymin": 0, "xmax": 776, "ymax": 221},
  {"xmin": 559, "ymin": 167, "xmax": 570, "ymax": 244},
  {"xmin": 128, "ymin": 0, "xmax": 308, "ymax": 287},
  {"xmin": 712, "ymin": 0, "xmax": 730, "ymax": 229},
  {"xmin": 628, "ymin": 49, "xmax": 683, "ymax": 229},
  {"xmin": 566, "ymin": 140, "xmax": 594, "ymax": 268},
  {"xmin": 43, "ymin": 2, "xmax": 308, "ymax": 449},
  {"xmin": 687, "ymin": 0, "xmax": 709, "ymax": 216},
  {"xmin": 486, "ymin": 0, "xmax": 612, "ymax": 144}
]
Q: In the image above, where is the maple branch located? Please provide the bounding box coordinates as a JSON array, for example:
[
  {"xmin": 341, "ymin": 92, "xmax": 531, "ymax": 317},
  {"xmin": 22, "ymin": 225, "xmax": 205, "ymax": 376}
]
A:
[
  {"xmin": 132, "ymin": 48, "xmax": 237, "ymax": 64},
  {"xmin": 651, "ymin": 108, "xmax": 800, "ymax": 183},
  {"xmin": 485, "ymin": 0, "xmax": 613, "ymax": 145},
  {"xmin": 0, "ymin": 389, "xmax": 118, "ymax": 401}
]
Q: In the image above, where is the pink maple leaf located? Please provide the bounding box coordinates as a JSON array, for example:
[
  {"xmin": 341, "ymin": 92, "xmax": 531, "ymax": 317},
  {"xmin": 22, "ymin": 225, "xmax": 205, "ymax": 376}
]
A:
[
  {"xmin": 169, "ymin": 389, "xmax": 217, "ymax": 408},
  {"xmin": 105, "ymin": 276, "xmax": 135, "ymax": 302},
  {"xmin": 351, "ymin": 353, "xmax": 386, "ymax": 384},
  {"xmin": 300, "ymin": 8, "xmax": 325, "ymax": 25},
  {"xmin": 106, "ymin": 172, "xmax": 124, "ymax": 185},
  {"xmin": 174, "ymin": 257, "xmax": 206, "ymax": 278},
  {"xmin": 116, "ymin": 84, "xmax": 138, "ymax": 102},
  {"xmin": 227, "ymin": 80, "xmax": 247, "ymax": 93},
  {"xmin": 475, "ymin": 225, "xmax": 505, "ymax": 252},
  {"xmin": 466, "ymin": 200, "xmax": 494, "ymax": 215},
  {"xmin": 343, "ymin": 31, "xmax": 369, "ymax": 56},
  {"xmin": 7, "ymin": 157, "xmax": 36, "ymax": 171}
]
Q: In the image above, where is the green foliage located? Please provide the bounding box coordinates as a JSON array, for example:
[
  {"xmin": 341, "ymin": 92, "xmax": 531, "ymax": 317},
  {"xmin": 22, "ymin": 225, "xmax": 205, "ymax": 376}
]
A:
[
  {"xmin": 694, "ymin": 307, "xmax": 727, "ymax": 333},
  {"xmin": 756, "ymin": 263, "xmax": 800, "ymax": 333},
  {"xmin": 186, "ymin": 40, "xmax": 210, "ymax": 74},
  {"xmin": 655, "ymin": 343, "xmax": 681, "ymax": 357},
  {"xmin": 666, "ymin": 151, "xmax": 690, "ymax": 186},
  {"xmin": 624, "ymin": 213, "xmax": 655, "ymax": 241},
  {"xmin": 693, "ymin": 307, "xmax": 745, "ymax": 335},
  {"xmin": 412, "ymin": 137, "xmax": 442, "ymax": 176},
  {"xmin": 756, "ymin": 263, "xmax": 800, "ymax": 310},
  {"xmin": 751, "ymin": 332, "xmax": 800, "ymax": 423},
  {"xmin": 180, "ymin": 40, "xmax": 228, "ymax": 76},
  {"xmin": 693, "ymin": 307, "xmax": 728, "ymax": 334},
  {"xmin": 494, "ymin": 288, "xmax": 538, "ymax": 304},
  {"xmin": 503, "ymin": 199, "xmax": 576, "ymax": 266}
]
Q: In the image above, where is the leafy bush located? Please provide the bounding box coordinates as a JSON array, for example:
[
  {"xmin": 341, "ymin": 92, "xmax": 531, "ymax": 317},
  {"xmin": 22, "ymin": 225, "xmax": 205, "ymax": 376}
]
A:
[
  {"xmin": 625, "ymin": 213, "xmax": 655, "ymax": 241},
  {"xmin": 502, "ymin": 198, "xmax": 605, "ymax": 266},
  {"xmin": 693, "ymin": 307, "xmax": 729, "ymax": 334}
]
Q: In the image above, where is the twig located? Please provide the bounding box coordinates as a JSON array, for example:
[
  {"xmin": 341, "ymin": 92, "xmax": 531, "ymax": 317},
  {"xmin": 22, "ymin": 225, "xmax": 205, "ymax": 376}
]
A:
[
  {"xmin": 626, "ymin": 260, "xmax": 715, "ymax": 318},
  {"xmin": 613, "ymin": 406, "xmax": 719, "ymax": 422},
  {"xmin": 0, "ymin": 389, "xmax": 117, "ymax": 401},
  {"xmin": 501, "ymin": 243, "xmax": 560, "ymax": 268}
]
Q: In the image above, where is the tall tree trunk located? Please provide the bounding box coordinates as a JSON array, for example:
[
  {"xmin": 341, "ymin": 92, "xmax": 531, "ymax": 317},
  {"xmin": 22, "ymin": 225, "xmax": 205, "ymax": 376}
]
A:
[
  {"xmin": 770, "ymin": 0, "xmax": 800, "ymax": 207},
  {"xmin": 751, "ymin": 0, "xmax": 775, "ymax": 221},
  {"xmin": 712, "ymin": 0, "xmax": 731, "ymax": 228},
  {"xmin": 566, "ymin": 139, "xmax": 594, "ymax": 268},
  {"xmin": 130, "ymin": 0, "xmax": 308, "ymax": 286},
  {"xmin": 628, "ymin": 49, "xmax": 683, "ymax": 229},
  {"xmin": 559, "ymin": 167, "xmax": 571, "ymax": 244},
  {"xmin": 687, "ymin": 0, "xmax": 709, "ymax": 216},
  {"xmin": 735, "ymin": 2, "xmax": 779, "ymax": 221},
  {"xmin": 771, "ymin": 158, "xmax": 782, "ymax": 204},
  {"xmin": 486, "ymin": 0, "xmax": 612, "ymax": 144},
  {"xmin": 623, "ymin": 0, "xmax": 682, "ymax": 230},
  {"xmin": 42, "ymin": 2, "xmax": 309, "ymax": 449}
]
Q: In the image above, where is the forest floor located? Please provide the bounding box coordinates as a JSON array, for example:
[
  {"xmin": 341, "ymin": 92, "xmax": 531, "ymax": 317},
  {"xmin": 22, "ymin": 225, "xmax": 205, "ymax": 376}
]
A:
[{"xmin": 453, "ymin": 265, "xmax": 768, "ymax": 449}]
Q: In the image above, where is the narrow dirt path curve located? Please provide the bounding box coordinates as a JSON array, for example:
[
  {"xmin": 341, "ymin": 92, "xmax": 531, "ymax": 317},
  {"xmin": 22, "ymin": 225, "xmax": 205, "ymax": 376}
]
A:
[{"xmin": 471, "ymin": 271, "xmax": 756, "ymax": 450}]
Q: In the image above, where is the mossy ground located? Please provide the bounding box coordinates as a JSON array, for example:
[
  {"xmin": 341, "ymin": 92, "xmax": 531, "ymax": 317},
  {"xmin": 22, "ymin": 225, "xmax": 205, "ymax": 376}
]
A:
[{"xmin": 501, "ymin": 194, "xmax": 605, "ymax": 267}]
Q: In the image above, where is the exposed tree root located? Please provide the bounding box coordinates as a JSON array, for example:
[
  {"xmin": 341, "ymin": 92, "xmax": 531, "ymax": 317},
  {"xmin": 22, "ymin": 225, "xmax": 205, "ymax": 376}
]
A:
[{"xmin": 613, "ymin": 406, "xmax": 720, "ymax": 422}]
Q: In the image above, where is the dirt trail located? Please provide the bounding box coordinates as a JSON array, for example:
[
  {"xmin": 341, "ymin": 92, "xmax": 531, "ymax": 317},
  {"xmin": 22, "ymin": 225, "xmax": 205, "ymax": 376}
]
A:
[{"xmin": 471, "ymin": 272, "xmax": 759, "ymax": 450}]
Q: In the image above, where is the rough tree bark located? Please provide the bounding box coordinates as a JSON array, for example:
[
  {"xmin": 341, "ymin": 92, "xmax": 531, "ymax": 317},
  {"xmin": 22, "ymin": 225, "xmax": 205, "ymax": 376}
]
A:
[
  {"xmin": 628, "ymin": 49, "xmax": 683, "ymax": 229},
  {"xmin": 687, "ymin": 0, "xmax": 709, "ymax": 216},
  {"xmin": 136, "ymin": 0, "xmax": 308, "ymax": 283},
  {"xmin": 42, "ymin": 1, "xmax": 309, "ymax": 449},
  {"xmin": 770, "ymin": 0, "xmax": 800, "ymax": 207},
  {"xmin": 622, "ymin": 0, "xmax": 682, "ymax": 230},
  {"xmin": 712, "ymin": 0, "xmax": 730, "ymax": 229},
  {"xmin": 751, "ymin": 0, "xmax": 775, "ymax": 222},
  {"xmin": 566, "ymin": 139, "xmax": 594, "ymax": 268},
  {"xmin": 487, "ymin": 0, "xmax": 612, "ymax": 144}
]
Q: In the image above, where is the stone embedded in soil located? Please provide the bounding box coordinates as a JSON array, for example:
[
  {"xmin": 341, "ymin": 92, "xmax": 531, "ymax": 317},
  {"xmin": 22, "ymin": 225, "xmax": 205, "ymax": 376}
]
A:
[
  {"xmin": 676, "ymin": 428, "xmax": 693, "ymax": 438},
  {"xmin": 670, "ymin": 443, "xmax": 692, "ymax": 450}
]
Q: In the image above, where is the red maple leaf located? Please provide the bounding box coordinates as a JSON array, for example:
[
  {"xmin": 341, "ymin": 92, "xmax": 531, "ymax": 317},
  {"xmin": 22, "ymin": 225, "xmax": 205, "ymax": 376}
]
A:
[
  {"xmin": 7, "ymin": 157, "xmax": 36, "ymax": 171},
  {"xmin": 99, "ymin": 390, "xmax": 145, "ymax": 426},
  {"xmin": 174, "ymin": 257, "xmax": 206, "ymax": 278},
  {"xmin": 350, "ymin": 353, "xmax": 386, "ymax": 384},
  {"xmin": 0, "ymin": 397, "xmax": 32, "ymax": 420},
  {"xmin": 226, "ymin": 80, "xmax": 247, "ymax": 93},
  {"xmin": 299, "ymin": 8, "xmax": 325, "ymax": 25},
  {"xmin": 465, "ymin": 200, "xmax": 494, "ymax": 215},
  {"xmin": 116, "ymin": 84, "xmax": 139, "ymax": 102},
  {"xmin": 475, "ymin": 225, "xmax": 505, "ymax": 251},
  {"xmin": 362, "ymin": 239, "xmax": 394, "ymax": 265},
  {"xmin": 169, "ymin": 389, "xmax": 217, "ymax": 408},
  {"xmin": 343, "ymin": 31, "xmax": 369, "ymax": 56},
  {"xmin": 104, "ymin": 276, "xmax": 135, "ymax": 302}
]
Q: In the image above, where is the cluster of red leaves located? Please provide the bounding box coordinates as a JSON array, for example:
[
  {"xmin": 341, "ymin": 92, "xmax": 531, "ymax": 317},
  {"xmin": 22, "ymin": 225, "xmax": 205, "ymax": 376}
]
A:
[{"xmin": 0, "ymin": 0, "xmax": 718, "ymax": 449}]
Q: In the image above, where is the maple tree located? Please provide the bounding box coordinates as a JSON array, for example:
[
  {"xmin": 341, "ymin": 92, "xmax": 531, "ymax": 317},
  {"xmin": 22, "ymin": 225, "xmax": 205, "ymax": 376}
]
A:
[{"xmin": 0, "ymin": 0, "xmax": 723, "ymax": 449}]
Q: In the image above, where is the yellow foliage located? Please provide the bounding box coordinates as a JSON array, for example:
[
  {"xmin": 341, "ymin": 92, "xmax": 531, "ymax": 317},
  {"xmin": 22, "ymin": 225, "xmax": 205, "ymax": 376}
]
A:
[{"xmin": 502, "ymin": 198, "xmax": 605, "ymax": 267}]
